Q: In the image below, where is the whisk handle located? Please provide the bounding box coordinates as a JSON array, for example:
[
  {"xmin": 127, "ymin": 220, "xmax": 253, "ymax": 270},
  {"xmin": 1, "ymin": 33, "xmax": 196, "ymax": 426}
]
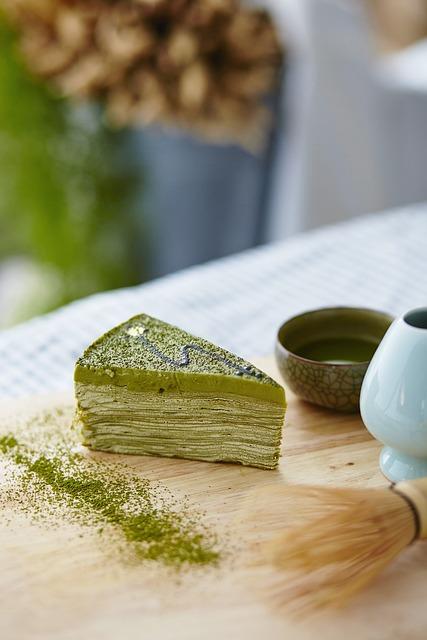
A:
[{"xmin": 394, "ymin": 478, "xmax": 427, "ymax": 540}]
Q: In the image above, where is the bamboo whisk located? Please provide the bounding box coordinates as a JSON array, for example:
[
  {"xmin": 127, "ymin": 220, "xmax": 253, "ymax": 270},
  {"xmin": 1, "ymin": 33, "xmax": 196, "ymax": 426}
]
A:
[{"xmin": 254, "ymin": 479, "xmax": 427, "ymax": 613}]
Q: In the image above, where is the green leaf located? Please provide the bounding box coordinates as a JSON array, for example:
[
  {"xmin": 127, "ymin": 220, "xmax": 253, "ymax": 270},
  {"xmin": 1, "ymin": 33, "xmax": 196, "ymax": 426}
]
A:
[{"xmin": 0, "ymin": 19, "xmax": 144, "ymax": 319}]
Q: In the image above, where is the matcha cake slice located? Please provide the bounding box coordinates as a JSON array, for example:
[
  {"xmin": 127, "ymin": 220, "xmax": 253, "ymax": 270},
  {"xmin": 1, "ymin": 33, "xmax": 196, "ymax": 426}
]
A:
[{"xmin": 74, "ymin": 314, "xmax": 286, "ymax": 469}]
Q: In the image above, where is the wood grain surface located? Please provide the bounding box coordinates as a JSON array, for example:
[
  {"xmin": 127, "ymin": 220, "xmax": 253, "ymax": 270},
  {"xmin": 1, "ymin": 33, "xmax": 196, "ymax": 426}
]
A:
[{"xmin": 1, "ymin": 358, "xmax": 426, "ymax": 640}]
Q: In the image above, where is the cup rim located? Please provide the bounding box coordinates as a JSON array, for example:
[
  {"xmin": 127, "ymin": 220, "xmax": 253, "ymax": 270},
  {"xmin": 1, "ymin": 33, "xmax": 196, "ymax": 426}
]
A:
[
  {"xmin": 276, "ymin": 306, "xmax": 395, "ymax": 368},
  {"xmin": 403, "ymin": 307, "xmax": 427, "ymax": 331}
]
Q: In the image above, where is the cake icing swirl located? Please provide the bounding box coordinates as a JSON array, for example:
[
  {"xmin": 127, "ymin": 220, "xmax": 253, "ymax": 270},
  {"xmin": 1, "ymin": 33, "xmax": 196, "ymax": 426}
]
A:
[{"xmin": 125, "ymin": 323, "xmax": 262, "ymax": 379}]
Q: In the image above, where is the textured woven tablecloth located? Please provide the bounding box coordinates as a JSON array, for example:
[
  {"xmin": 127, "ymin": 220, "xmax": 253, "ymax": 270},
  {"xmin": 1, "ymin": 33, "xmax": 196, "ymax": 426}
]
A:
[{"xmin": 1, "ymin": 204, "xmax": 426, "ymax": 398}]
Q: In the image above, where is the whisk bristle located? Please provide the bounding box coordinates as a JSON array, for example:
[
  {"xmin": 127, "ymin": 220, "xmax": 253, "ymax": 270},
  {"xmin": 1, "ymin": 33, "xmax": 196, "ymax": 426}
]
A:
[{"xmin": 252, "ymin": 484, "xmax": 417, "ymax": 613}]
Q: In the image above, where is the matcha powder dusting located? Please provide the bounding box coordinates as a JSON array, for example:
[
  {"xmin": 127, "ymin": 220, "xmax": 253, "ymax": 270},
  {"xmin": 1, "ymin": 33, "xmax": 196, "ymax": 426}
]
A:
[{"xmin": 0, "ymin": 408, "xmax": 220, "ymax": 569}]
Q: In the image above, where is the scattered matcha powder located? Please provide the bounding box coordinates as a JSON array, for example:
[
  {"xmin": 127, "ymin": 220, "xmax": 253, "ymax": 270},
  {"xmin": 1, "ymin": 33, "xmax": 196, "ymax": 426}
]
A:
[{"xmin": 0, "ymin": 409, "xmax": 219, "ymax": 568}]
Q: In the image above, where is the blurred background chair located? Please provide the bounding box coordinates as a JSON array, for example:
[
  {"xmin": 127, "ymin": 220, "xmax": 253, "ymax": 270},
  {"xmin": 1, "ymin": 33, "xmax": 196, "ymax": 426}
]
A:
[{"xmin": 265, "ymin": 0, "xmax": 427, "ymax": 239}]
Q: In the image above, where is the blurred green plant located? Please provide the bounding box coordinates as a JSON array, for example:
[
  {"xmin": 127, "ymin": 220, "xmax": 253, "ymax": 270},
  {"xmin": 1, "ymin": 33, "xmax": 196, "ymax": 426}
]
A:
[{"xmin": 0, "ymin": 19, "xmax": 142, "ymax": 323}]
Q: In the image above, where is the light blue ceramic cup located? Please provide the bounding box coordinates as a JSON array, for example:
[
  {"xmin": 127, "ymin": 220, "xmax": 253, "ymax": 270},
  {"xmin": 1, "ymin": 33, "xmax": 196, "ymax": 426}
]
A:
[{"xmin": 360, "ymin": 308, "xmax": 427, "ymax": 482}]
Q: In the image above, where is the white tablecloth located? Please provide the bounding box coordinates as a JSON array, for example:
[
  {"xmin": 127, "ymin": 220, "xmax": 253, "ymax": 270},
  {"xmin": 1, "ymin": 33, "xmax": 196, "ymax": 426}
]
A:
[{"xmin": 0, "ymin": 204, "xmax": 426, "ymax": 398}]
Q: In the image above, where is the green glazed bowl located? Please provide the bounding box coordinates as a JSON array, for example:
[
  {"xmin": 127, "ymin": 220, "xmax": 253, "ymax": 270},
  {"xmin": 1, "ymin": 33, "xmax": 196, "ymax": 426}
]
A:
[{"xmin": 275, "ymin": 307, "xmax": 394, "ymax": 412}]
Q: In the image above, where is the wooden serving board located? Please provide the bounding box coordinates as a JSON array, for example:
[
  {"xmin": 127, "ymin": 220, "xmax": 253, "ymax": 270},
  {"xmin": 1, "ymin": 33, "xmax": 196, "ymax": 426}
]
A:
[{"xmin": 1, "ymin": 358, "xmax": 426, "ymax": 640}]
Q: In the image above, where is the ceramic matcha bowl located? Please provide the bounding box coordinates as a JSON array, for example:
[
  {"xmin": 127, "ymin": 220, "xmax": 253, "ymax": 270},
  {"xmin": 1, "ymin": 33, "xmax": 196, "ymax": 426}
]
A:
[{"xmin": 275, "ymin": 307, "xmax": 393, "ymax": 412}]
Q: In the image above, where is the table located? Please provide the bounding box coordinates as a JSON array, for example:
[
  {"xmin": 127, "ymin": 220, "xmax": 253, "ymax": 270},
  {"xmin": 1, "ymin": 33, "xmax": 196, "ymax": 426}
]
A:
[
  {"xmin": 1, "ymin": 204, "xmax": 427, "ymax": 398},
  {"xmin": 2, "ymin": 363, "xmax": 427, "ymax": 640}
]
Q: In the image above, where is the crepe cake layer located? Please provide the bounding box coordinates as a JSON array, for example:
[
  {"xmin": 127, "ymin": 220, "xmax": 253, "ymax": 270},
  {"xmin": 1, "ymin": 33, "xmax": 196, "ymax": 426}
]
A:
[{"xmin": 74, "ymin": 314, "xmax": 286, "ymax": 469}]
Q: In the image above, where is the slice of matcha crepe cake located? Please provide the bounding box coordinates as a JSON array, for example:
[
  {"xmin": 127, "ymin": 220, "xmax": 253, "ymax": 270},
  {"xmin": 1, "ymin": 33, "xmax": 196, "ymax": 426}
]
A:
[{"xmin": 74, "ymin": 314, "xmax": 286, "ymax": 469}]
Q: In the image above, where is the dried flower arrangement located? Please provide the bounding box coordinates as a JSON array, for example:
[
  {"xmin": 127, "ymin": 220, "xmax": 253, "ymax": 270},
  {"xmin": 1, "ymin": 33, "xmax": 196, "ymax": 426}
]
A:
[{"xmin": 1, "ymin": 0, "xmax": 284, "ymax": 148}]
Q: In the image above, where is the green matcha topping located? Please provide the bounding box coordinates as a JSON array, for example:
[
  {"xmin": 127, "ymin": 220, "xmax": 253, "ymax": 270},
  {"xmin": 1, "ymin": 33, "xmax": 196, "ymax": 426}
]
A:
[
  {"xmin": 77, "ymin": 314, "xmax": 276, "ymax": 385},
  {"xmin": 0, "ymin": 409, "xmax": 219, "ymax": 568}
]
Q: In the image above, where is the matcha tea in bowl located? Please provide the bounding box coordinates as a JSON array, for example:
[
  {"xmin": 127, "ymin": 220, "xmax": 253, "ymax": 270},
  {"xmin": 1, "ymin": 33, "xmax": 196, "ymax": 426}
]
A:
[{"xmin": 275, "ymin": 307, "xmax": 393, "ymax": 412}]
